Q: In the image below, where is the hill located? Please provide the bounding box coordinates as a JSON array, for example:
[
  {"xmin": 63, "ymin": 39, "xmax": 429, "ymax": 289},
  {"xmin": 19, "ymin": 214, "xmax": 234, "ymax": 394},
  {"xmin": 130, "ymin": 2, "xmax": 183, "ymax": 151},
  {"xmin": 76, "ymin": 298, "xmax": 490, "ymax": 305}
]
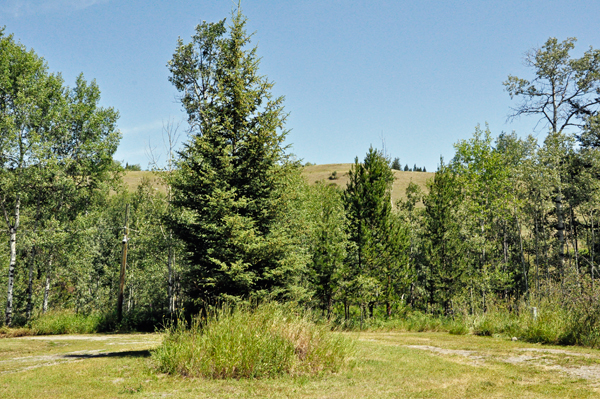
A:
[
  {"xmin": 302, "ymin": 163, "xmax": 433, "ymax": 204},
  {"xmin": 122, "ymin": 165, "xmax": 434, "ymax": 202}
]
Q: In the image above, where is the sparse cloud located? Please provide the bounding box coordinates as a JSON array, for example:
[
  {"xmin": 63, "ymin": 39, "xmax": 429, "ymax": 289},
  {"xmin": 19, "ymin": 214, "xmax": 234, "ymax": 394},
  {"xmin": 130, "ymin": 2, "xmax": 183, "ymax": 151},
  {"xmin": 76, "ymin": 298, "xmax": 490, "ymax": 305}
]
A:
[{"xmin": 0, "ymin": 0, "xmax": 109, "ymax": 17}]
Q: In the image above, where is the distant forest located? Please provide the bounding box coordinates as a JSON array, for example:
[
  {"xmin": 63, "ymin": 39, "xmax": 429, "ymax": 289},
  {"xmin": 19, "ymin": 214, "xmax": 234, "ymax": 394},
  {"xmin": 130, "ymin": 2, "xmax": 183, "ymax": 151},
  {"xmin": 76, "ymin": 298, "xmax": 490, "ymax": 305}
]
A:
[{"xmin": 1, "ymin": 15, "xmax": 600, "ymax": 332}]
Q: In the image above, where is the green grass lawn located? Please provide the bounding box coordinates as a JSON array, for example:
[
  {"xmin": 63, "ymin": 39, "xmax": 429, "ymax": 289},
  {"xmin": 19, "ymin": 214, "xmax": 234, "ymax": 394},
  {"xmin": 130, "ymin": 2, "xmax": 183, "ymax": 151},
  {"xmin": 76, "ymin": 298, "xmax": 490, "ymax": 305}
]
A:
[{"xmin": 2, "ymin": 331, "xmax": 600, "ymax": 398}]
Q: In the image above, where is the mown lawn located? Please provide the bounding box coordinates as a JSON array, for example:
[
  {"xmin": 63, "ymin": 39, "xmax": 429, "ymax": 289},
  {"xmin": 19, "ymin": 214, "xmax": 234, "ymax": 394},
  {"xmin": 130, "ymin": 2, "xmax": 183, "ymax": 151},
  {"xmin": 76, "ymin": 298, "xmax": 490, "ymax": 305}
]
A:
[{"xmin": 1, "ymin": 331, "xmax": 600, "ymax": 398}]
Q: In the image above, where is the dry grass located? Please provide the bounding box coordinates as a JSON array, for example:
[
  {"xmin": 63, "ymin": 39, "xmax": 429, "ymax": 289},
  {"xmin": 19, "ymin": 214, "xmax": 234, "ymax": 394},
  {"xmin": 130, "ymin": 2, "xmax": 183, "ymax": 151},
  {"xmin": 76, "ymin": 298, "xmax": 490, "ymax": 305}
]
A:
[
  {"xmin": 2, "ymin": 331, "xmax": 600, "ymax": 398},
  {"xmin": 121, "ymin": 171, "xmax": 166, "ymax": 193},
  {"xmin": 302, "ymin": 164, "xmax": 432, "ymax": 203},
  {"xmin": 0, "ymin": 326, "xmax": 34, "ymax": 338},
  {"xmin": 121, "ymin": 165, "xmax": 433, "ymax": 202}
]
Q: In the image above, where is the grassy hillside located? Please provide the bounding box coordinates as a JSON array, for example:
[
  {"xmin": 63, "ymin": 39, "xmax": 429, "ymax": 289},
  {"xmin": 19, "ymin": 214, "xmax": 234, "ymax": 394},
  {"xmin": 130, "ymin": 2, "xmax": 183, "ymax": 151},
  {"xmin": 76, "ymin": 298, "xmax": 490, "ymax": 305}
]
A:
[
  {"xmin": 122, "ymin": 164, "xmax": 434, "ymax": 202},
  {"xmin": 121, "ymin": 171, "xmax": 166, "ymax": 193},
  {"xmin": 302, "ymin": 163, "xmax": 433, "ymax": 203}
]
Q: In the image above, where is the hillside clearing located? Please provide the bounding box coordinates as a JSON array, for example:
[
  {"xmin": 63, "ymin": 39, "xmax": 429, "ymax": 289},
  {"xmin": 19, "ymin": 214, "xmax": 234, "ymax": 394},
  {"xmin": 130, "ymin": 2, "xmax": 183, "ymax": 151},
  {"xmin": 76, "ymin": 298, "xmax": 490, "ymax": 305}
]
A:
[
  {"xmin": 122, "ymin": 165, "xmax": 433, "ymax": 203},
  {"xmin": 1, "ymin": 331, "xmax": 599, "ymax": 398}
]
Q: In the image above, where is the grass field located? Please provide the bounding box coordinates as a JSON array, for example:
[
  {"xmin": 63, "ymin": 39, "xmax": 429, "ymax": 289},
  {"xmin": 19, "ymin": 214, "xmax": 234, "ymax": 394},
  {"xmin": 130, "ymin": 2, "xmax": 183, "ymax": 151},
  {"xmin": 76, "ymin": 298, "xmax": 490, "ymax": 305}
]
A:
[
  {"xmin": 2, "ymin": 331, "xmax": 600, "ymax": 398},
  {"xmin": 122, "ymin": 165, "xmax": 433, "ymax": 203},
  {"xmin": 302, "ymin": 163, "xmax": 432, "ymax": 204}
]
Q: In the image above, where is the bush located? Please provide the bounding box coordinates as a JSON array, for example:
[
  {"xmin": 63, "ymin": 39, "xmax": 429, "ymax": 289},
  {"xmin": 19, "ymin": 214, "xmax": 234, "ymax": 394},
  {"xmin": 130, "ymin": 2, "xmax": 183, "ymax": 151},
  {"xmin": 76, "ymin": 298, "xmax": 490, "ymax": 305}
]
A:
[
  {"xmin": 0, "ymin": 326, "xmax": 34, "ymax": 338},
  {"xmin": 29, "ymin": 310, "xmax": 103, "ymax": 335},
  {"xmin": 152, "ymin": 302, "xmax": 355, "ymax": 378}
]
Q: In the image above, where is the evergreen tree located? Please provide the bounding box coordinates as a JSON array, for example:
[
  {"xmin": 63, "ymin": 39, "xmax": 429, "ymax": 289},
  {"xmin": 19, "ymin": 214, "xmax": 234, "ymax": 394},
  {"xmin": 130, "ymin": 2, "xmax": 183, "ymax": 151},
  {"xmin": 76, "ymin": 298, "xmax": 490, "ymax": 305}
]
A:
[
  {"xmin": 344, "ymin": 147, "xmax": 402, "ymax": 317},
  {"xmin": 422, "ymin": 159, "xmax": 463, "ymax": 314},
  {"xmin": 306, "ymin": 182, "xmax": 347, "ymax": 317},
  {"xmin": 391, "ymin": 157, "xmax": 401, "ymax": 170},
  {"xmin": 168, "ymin": 8, "xmax": 300, "ymax": 305}
]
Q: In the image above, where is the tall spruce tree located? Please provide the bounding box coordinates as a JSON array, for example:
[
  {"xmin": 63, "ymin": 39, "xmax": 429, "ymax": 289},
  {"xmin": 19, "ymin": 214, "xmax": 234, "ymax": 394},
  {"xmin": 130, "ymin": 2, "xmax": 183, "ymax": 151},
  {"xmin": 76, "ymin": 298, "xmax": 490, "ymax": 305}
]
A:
[
  {"xmin": 344, "ymin": 147, "xmax": 401, "ymax": 316},
  {"xmin": 422, "ymin": 159, "xmax": 463, "ymax": 315},
  {"xmin": 168, "ymin": 8, "xmax": 299, "ymax": 305}
]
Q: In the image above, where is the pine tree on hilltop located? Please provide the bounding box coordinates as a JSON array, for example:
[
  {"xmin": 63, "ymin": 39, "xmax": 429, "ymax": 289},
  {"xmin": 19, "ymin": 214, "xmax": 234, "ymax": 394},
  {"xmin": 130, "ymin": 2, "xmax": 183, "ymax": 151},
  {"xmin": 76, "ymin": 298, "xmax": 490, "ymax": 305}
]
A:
[{"xmin": 167, "ymin": 8, "xmax": 301, "ymax": 305}]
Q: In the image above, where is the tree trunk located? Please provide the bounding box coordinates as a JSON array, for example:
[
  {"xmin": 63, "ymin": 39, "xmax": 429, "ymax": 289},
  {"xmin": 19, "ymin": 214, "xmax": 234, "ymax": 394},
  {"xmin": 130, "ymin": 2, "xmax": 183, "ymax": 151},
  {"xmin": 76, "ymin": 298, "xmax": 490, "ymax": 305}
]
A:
[
  {"xmin": 570, "ymin": 208, "xmax": 580, "ymax": 278},
  {"xmin": 4, "ymin": 196, "xmax": 20, "ymax": 327},
  {"xmin": 535, "ymin": 215, "xmax": 540, "ymax": 293},
  {"xmin": 555, "ymin": 193, "xmax": 566, "ymax": 288},
  {"xmin": 5, "ymin": 228, "xmax": 18, "ymax": 326},
  {"xmin": 26, "ymin": 199, "xmax": 41, "ymax": 321},
  {"xmin": 592, "ymin": 210, "xmax": 596, "ymax": 289},
  {"xmin": 43, "ymin": 253, "xmax": 53, "ymax": 313},
  {"xmin": 26, "ymin": 245, "xmax": 36, "ymax": 321},
  {"xmin": 168, "ymin": 240, "xmax": 173, "ymax": 314},
  {"xmin": 516, "ymin": 214, "xmax": 528, "ymax": 297}
]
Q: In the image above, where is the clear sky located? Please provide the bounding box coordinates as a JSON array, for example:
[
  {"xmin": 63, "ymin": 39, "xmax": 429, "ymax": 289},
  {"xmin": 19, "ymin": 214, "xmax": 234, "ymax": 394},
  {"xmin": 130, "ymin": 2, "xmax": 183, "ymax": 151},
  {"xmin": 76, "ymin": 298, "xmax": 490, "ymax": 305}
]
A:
[{"xmin": 2, "ymin": 0, "xmax": 600, "ymax": 170}]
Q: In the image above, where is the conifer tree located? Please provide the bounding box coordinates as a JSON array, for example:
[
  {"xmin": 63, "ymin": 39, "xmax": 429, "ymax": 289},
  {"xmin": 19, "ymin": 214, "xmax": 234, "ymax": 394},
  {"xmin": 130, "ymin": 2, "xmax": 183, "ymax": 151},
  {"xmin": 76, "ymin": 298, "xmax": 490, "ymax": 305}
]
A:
[
  {"xmin": 167, "ymin": 8, "xmax": 299, "ymax": 304},
  {"xmin": 344, "ymin": 147, "xmax": 402, "ymax": 316},
  {"xmin": 422, "ymin": 159, "xmax": 463, "ymax": 314}
]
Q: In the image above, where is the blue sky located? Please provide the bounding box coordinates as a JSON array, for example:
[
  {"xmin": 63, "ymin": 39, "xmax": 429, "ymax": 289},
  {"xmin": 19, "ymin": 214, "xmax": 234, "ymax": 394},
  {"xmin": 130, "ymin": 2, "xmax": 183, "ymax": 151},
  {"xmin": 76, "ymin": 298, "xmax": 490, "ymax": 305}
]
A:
[{"xmin": 2, "ymin": 0, "xmax": 600, "ymax": 170}]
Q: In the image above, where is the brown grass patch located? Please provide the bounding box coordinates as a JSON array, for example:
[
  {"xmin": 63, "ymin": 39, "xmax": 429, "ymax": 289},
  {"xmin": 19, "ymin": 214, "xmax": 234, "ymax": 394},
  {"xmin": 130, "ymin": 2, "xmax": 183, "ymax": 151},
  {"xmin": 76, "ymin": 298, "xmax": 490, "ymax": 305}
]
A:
[{"xmin": 302, "ymin": 163, "xmax": 433, "ymax": 203}]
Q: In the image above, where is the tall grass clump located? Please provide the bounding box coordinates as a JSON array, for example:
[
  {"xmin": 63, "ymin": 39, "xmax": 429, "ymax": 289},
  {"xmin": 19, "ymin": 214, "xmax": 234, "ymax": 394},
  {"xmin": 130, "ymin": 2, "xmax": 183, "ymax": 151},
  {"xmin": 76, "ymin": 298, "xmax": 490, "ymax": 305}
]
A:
[
  {"xmin": 152, "ymin": 302, "xmax": 355, "ymax": 379},
  {"xmin": 333, "ymin": 309, "xmax": 469, "ymax": 334},
  {"xmin": 29, "ymin": 310, "xmax": 102, "ymax": 335},
  {"xmin": 470, "ymin": 292, "xmax": 599, "ymax": 346}
]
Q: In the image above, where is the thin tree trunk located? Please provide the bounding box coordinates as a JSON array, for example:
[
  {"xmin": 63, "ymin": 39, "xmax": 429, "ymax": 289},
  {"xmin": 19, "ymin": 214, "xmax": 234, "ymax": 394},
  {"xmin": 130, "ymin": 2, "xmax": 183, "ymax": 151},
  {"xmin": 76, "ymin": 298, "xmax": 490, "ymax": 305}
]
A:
[
  {"xmin": 43, "ymin": 253, "xmax": 53, "ymax": 313},
  {"xmin": 516, "ymin": 214, "xmax": 528, "ymax": 297},
  {"xmin": 535, "ymin": 215, "xmax": 540, "ymax": 293},
  {"xmin": 26, "ymin": 245, "xmax": 36, "ymax": 321},
  {"xmin": 168, "ymin": 240, "xmax": 173, "ymax": 314},
  {"xmin": 3, "ymin": 195, "xmax": 20, "ymax": 327},
  {"xmin": 503, "ymin": 225, "xmax": 508, "ymax": 299},
  {"xmin": 592, "ymin": 210, "xmax": 596, "ymax": 289},
  {"xmin": 26, "ymin": 197, "xmax": 41, "ymax": 321},
  {"xmin": 570, "ymin": 208, "xmax": 581, "ymax": 287},
  {"xmin": 555, "ymin": 193, "xmax": 566, "ymax": 290}
]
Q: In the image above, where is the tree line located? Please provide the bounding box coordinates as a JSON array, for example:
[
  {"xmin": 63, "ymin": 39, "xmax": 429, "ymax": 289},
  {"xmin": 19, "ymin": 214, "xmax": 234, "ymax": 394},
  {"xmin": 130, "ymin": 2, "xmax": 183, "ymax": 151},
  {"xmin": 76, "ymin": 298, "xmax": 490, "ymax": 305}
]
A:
[{"xmin": 2, "ymin": 10, "xmax": 600, "ymax": 329}]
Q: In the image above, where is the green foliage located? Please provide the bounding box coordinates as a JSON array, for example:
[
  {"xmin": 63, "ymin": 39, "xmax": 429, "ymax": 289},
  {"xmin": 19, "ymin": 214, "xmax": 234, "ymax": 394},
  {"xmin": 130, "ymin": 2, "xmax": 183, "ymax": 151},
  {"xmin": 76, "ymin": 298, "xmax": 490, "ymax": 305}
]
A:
[
  {"xmin": 504, "ymin": 37, "xmax": 600, "ymax": 135},
  {"xmin": 305, "ymin": 182, "xmax": 347, "ymax": 315},
  {"xmin": 344, "ymin": 147, "xmax": 408, "ymax": 316},
  {"xmin": 152, "ymin": 302, "xmax": 355, "ymax": 378},
  {"xmin": 29, "ymin": 310, "xmax": 103, "ymax": 335},
  {"xmin": 124, "ymin": 163, "xmax": 142, "ymax": 171},
  {"xmin": 421, "ymin": 159, "xmax": 463, "ymax": 314},
  {"xmin": 391, "ymin": 157, "xmax": 401, "ymax": 170},
  {"xmin": 168, "ymin": 8, "xmax": 302, "ymax": 306}
]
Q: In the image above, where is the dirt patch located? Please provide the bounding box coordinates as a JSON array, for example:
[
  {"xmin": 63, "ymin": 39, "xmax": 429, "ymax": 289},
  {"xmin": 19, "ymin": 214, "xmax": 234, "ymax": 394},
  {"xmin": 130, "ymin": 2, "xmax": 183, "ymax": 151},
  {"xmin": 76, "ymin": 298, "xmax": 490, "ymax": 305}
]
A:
[
  {"xmin": 518, "ymin": 347, "xmax": 593, "ymax": 358},
  {"xmin": 0, "ymin": 333, "xmax": 161, "ymax": 375},
  {"xmin": 405, "ymin": 342, "xmax": 600, "ymax": 380},
  {"xmin": 405, "ymin": 345, "xmax": 477, "ymax": 357},
  {"xmin": 504, "ymin": 355, "xmax": 539, "ymax": 364}
]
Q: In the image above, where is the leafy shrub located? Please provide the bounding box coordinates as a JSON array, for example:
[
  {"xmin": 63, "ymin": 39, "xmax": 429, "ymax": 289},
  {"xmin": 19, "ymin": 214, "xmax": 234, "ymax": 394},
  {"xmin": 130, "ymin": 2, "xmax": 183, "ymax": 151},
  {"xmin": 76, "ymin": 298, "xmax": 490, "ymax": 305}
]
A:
[{"xmin": 152, "ymin": 302, "xmax": 355, "ymax": 378}]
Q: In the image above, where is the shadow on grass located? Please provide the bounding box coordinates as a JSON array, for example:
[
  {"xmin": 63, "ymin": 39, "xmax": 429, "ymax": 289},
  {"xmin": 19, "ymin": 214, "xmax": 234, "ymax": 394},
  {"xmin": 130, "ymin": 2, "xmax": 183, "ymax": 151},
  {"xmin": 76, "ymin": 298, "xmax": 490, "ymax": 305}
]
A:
[{"xmin": 64, "ymin": 350, "xmax": 151, "ymax": 359}]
